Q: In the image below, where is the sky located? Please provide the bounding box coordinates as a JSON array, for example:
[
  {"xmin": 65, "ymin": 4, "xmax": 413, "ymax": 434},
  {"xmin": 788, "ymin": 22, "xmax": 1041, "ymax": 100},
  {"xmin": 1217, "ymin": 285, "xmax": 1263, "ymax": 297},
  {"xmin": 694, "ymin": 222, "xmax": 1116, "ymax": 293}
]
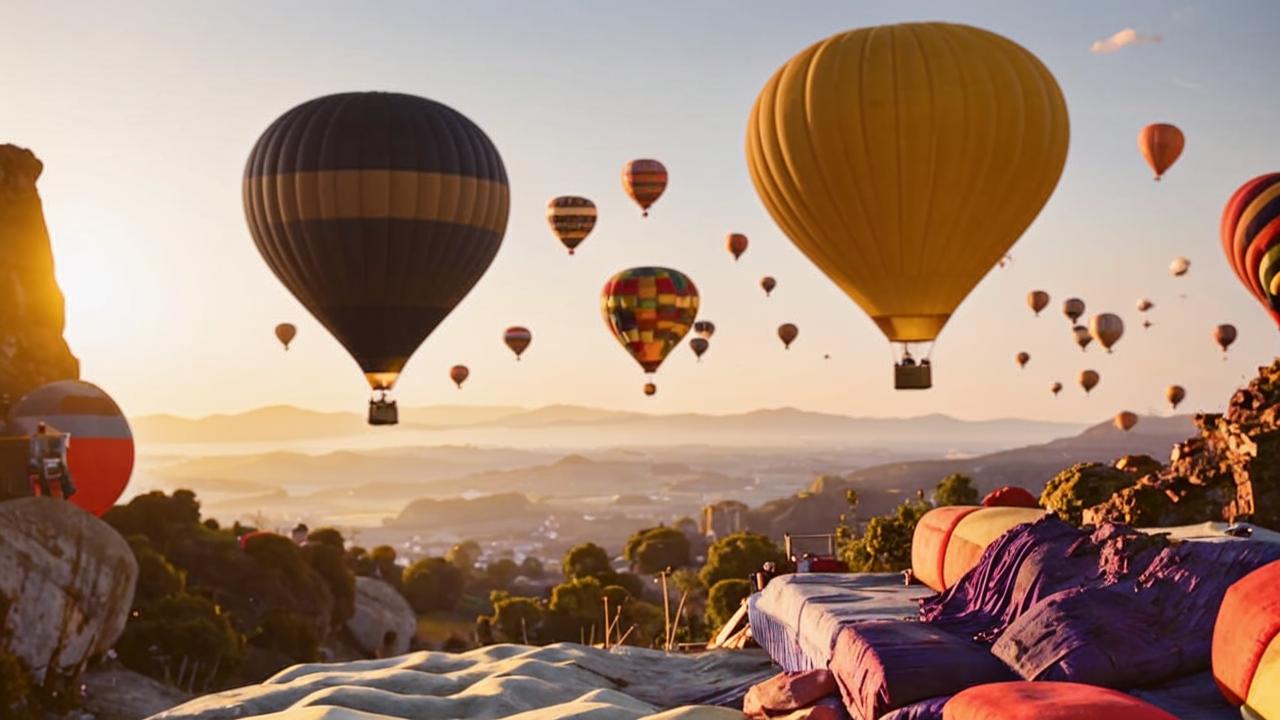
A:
[{"xmin": 4, "ymin": 0, "xmax": 1280, "ymax": 422}]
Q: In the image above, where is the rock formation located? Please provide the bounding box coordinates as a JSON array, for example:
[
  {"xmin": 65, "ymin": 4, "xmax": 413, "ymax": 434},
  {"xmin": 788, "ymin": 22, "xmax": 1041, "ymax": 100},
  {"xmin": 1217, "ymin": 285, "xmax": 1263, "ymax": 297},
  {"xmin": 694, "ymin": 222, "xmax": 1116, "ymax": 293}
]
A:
[
  {"xmin": 0, "ymin": 144, "xmax": 79, "ymax": 405},
  {"xmin": 1085, "ymin": 359, "xmax": 1280, "ymax": 529},
  {"xmin": 346, "ymin": 576, "xmax": 416, "ymax": 657},
  {"xmin": 0, "ymin": 497, "xmax": 137, "ymax": 684}
]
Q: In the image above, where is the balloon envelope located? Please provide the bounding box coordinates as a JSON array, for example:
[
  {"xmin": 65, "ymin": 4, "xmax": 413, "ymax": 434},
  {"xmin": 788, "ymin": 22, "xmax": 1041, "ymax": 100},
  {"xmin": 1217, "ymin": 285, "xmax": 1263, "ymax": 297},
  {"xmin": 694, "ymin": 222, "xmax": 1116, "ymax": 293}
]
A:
[
  {"xmin": 690, "ymin": 337, "xmax": 709, "ymax": 359},
  {"xmin": 1170, "ymin": 257, "xmax": 1190, "ymax": 277},
  {"xmin": 1089, "ymin": 313, "xmax": 1124, "ymax": 353},
  {"xmin": 1138, "ymin": 123, "xmax": 1184, "ymax": 181},
  {"xmin": 1063, "ymin": 298, "xmax": 1085, "ymax": 323},
  {"xmin": 622, "ymin": 160, "xmax": 667, "ymax": 216},
  {"xmin": 1221, "ymin": 174, "xmax": 1280, "ymax": 327},
  {"xmin": 275, "ymin": 323, "xmax": 297, "ymax": 350},
  {"xmin": 1079, "ymin": 370, "xmax": 1100, "ymax": 394},
  {"xmin": 1166, "ymin": 385, "xmax": 1186, "ymax": 410},
  {"xmin": 547, "ymin": 196, "xmax": 597, "ymax": 255},
  {"xmin": 761, "ymin": 276, "xmax": 777, "ymax": 296},
  {"xmin": 504, "ymin": 326, "xmax": 532, "ymax": 359},
  {"xmin": 601, "ymin": 267, "xmax": 699, "ymax": 374},
  {"xmin": 1051, "ymin": 381, "xmax": 1063, "ymax": 396},
  {"xmin": 7, "ymin": 380, "xmax": 134, "ymax": 517},
  {"xmin": 777, "ymin": 323, "xmax": 798, "ymax": 349},
  {"xmin": 1027, "ymin": 291, "xmax": 1049, "ymax": 316},
  {"xmin": 1114, "ymin": 411, "xmax": 1138, "ymax": 432},
  {"xmin": 1214, "ymin": 324, "xmax": 1238, "ymax": 352},
  {"xmin": 1073, "ymin": 325, "xmax": 1093, "ymax": 350},
  {"xmin": 1016, "ymin": 352, "xmax": 1030, "ymax": 369},
  {"xmin": 694, "ymin": 320, "xmax": 716, "ymax": 339},
  {"xmin": 727, "ymin": 234, "xmax": 749, "ymax": 260},
  {"xmin": 450, "ymin": 365, "xmax": 470, "ymax": 388}
]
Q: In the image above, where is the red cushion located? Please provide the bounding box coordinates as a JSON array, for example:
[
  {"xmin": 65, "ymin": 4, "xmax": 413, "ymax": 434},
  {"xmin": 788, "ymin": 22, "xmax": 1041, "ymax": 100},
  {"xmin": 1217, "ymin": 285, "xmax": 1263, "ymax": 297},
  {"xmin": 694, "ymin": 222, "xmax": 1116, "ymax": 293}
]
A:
[
  {"xmin": 1212, "ymin": 559, "xmax": 1280, "ymax": 705},
  {"xmin": 981, "ymin": 486, "xmax": 1039, "ymax": 508},
  {"xmin": 943, "ymin": 681, "xmax": 1177, "ymax": 720},
  {"xmin": 910, "ymin": 506, "xmax": 979, "ymax": 591}
]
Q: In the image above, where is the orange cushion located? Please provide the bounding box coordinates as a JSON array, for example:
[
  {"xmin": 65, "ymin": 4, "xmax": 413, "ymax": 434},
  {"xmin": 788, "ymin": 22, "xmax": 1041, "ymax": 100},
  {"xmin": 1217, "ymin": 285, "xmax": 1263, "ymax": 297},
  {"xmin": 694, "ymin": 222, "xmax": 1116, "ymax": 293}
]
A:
[
  {"xmin": 942, "ymin": 507, "xmax": 1046, "ymax": 588},
  {"xmin": 911, "ymin": 506, "xmax": 979, "ymax": 592},
  {"xmin": 1212, "ymin": 559, "xmax": 1280, "ymax": 706},
  {"xmin": 943, "ymin": 681, "xmax": 1177, "ymax": 720}
]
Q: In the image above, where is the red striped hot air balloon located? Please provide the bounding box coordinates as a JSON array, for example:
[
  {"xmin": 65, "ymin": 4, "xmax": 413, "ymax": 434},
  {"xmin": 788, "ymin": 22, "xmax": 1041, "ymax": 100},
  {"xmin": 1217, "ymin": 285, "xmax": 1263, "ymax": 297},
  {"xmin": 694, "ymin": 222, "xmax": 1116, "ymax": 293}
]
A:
[
  {"xmin": 503, "ymin": 326, "xmax": 532, "ymax": 360},
  {"xmin": 546, "ymin": 196, "xmax": 597, "ymax": 255},
  {"xmin": 622, "ymin": 159, "xmax": 667, "ymax": 217},
  {"xmin": 7, "ymin": 380, "xmax": 134, "ymax": 517},
  {"xmin": 1138, "ymin": 123, "xmax": 1184, "ymax": 181},
  {"xmin": 1222, "ymin": 173, "xmax": 1280, "ymax": 327}
]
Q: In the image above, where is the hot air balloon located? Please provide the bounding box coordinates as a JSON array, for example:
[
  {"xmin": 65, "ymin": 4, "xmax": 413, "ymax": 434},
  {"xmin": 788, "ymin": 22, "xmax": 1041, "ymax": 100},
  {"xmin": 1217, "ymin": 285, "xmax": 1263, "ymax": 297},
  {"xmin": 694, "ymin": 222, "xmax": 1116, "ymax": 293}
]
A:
[
  {"xmin": 1073, "ymin": 325, "xmax": 1093, "ymax": 351},
  {"xmin": 694, "ymin": 320, "xmax": 716, "ymax": 339},
  {"xmin": 450, "ymin": 365, "xmax": 470, "ymax": 389},
  {"xmin": 1137, "ymin": 298, "xmax": 1154, "ymax": 312},
  {"xmin": 777, "ymin": 323, "xmax": 798, "ymax": 349},
  {"xmin": 746, "ymin": 22, "xmax": 1068, "ymax": 390},
  {"xmin": 6, "ymin": 380, "xmax": 134, "ymax": 517},
  {"xmin": 1214, "ymin": 324, "xmax": 1238, "ymax": 355},
  {"xmin": 1079, "ymin": 370, "xmax": 1100, "ymax": 395},
  {"xmin": 1170, "ymin": 257, "xmax": 1190, "ymax": 277},
  {"xmin": 1016, "ymin": 351, "xmax": 1030, "ymax": 369},
  {"xmin": 622, "ymin": 159, "xmax": 667, "ymax": 217},
  {"xmin": 1114, "ymin": 411, "xmax": 1138, "ymax": 432},
  {"xmin": 601, "ymin": 267, "xmax": 699, "ymax": 394},
  {"xmin": 243, "ymin": 92, "xmax": 508, "ymax": 426},
  {"xmin": 690, "ymin": 337, "xmax": 709, "ymax": 361},
  {"xmin": 547, "ymin": 196, "xmax": 597, "ymax": 255},
  {"xmin": 1051, "ymin": 381, "xmax": 1063, "ymax": 396},
  {"xmin": 275, "ymin": 323, "xmax": 297, "ymax": 350},
  {"xmin": 504, "ymin": 326, "xmax": 532, "ymax": 360},
  {"xmin": 644, "ymin": 382, "xmax": 657, "ymax": 396},
  {"xmin": 727, "ymin": 233, "xmax": 749, "ymax": 261},
  {"xmin": 1221, "ymin": 174, "xmax": 1280, "ymax": 327},
  {"xmin": 1063, "ymin": 298, "xmax": 1085, "ymax": 324},
  {"xmin": 1089, "ymin": 313, "xmax": 1124, "ymax": 353},
  {"xmin": 1027, "ymin": 291, "xmax": 1050, "ymax": 316},
  {"xmin": 761, "ymin": 276, "xmax": 777, "ymax": 297},
  {"xmin": 1138, "ymin": 123, "xmax": 1184, "ymax": 181},
  {"xmin": 1166, "ymin": 385, "xmax": 1186, "ymax": 410}
]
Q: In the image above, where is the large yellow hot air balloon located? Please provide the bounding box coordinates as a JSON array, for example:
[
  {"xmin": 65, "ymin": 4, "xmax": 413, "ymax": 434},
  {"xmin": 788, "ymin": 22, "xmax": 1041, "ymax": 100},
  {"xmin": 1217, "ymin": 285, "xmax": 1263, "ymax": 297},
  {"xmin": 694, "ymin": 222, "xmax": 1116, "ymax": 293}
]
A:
[{"xmin": 746, "ymin": 23, "xmax": 1068, "ymax": 390}]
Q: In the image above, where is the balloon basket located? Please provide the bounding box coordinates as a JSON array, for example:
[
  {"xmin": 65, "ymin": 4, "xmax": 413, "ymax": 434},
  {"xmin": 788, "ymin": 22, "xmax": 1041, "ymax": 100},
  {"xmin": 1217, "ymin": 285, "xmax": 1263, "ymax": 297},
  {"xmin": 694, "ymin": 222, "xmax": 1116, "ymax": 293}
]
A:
[
  {"xmin": 894, "ymin": 364, "xmax": 932, "ymax": 390},
  {"xmin": 368, "ymin": 399, "xmax": 399, "ymax": 426}
]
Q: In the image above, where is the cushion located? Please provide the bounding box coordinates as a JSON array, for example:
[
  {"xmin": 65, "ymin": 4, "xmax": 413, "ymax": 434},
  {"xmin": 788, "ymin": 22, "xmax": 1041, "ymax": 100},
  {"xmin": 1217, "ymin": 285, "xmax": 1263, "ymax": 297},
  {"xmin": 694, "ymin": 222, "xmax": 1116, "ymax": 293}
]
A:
[
  {"xmin": 942, "ymin": 507, "xmax": 1046, "ymax": 588},
  {"xmin": 1212, "ymin": 559, "xmax": 1280, "ymax": 708},
  {"xmin": 981, "ymin": 486, "xmax": 1039, "ymax": 508},
  {"xmin": 744, "ymin": 670, "xmax": 838, "ymax": 719},
  {"xmin": 942, "ymin": 681, "xmax": 1178, "ymax": 720},
  {"xmin": 911, "ymin": 506, "xmax": 979, "ymax": 592}
]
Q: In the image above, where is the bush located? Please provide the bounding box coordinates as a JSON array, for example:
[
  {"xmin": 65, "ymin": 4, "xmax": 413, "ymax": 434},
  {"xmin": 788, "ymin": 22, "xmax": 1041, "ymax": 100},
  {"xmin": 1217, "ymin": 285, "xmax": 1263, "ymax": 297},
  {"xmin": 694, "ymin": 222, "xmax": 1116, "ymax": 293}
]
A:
[
  {"xmin": 369, "ymin": 545, "xmax": 402, "ymax": 589},
  {"xmin": 541, "ymin": 576, "xmax": 605, "ymax": 643},
  {"xmin": 519, "ymin": 556, "xmax": 544, "ymax": 579},
  {"xmin": 446, "ymin": 541, "xmax": 481, "ymax": 571},
  {"xmin": 402, "ymin": 557, "xmax": 466, "ymax": 613},
  {"xmin": 103, "ymin": 489, "xmax": 202, "ymax": 552},
  {"xmin": 303, "ymin": 541, "xmax": 356, "ymax": 627},
  {"xmin": 243, "ymin": 532, "xmax": 312, "ymax": 583},
  {"xmin": 305, "ymin": 527, "xmax": 345, "ymax": 550},
  {"xmin": 840, "ymin": 498, "xmax": 932, "ymax": 572},
  {"xmin": 1041, "ymin": 462, "xmax": 1135, "ymax": 525},
  {"xmin": 623, "ymin": 526, "xmax": 691, "ymax": 574},
  {"xmin": 706, "ymin": 578, "xmax": 752, "ymax": 630},
  {"xmin": 251, "ymin": 611, "xmax": 320, "ymax": 663},
  {"xmin": 934, "ymin": 474, "xmax": 978, "ymax": 507},
  {"xmin": 613, "ymin": 571, "xmax": 645, "ymax": 599},
  {"xmin": 128, "ymin": 536, "xmax": 185, "ymax": 609},
  {"xmin": 485, "ymin": 558, "xmax": 520, "ymax": 588},
  {"xmin": 491, "ymin": 595, "xmax": 543, "ymax": 643},
  {"xmin": 115, "ymin": 593, "xmax": 244, "ymax": 690},
  {"xmin": 562, "ymin": 543, "xmax": 614, "ymax": 583},
  {"xmin": 700, "ymin": 532, "xmax": 786, "ymax": 587}
]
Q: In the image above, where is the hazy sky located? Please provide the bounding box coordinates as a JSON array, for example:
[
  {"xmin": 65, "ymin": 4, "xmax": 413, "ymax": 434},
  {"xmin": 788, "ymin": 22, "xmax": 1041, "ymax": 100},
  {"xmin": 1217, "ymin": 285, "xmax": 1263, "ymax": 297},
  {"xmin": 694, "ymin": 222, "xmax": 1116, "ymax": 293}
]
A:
[{"xmin": 6, "ymin": 1, "xmax": 1279, "ymax": 422}]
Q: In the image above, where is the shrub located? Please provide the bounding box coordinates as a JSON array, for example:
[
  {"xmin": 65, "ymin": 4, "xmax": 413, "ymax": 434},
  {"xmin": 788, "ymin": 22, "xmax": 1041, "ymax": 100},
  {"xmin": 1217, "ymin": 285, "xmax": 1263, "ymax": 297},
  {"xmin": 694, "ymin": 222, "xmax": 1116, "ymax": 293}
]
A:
[
  {"xmin": 840, "ymin": 498, "xmax": 932, "ymax": 572},
  {"xmin": 700, "ymin": 532, "xmax": 786, "ymax": 587},
  {"xmin": 369, "ymin": 545, "xmax": 402, "ymax": 589},
  {"xmin": 251, "ymin": 611, "xmax": 320, "ymax": 663},
  {"xmin": 706, "ymin": 578, "xmax": 752, "ymax": 629},
  {"xmin": 491, "ymin": 595, "xmax": 543, "ymax": 644},
  {"xmin": 402, "ymin": 557, "xmax": 466, "ymax": 613},
  {"xmin": 128, "ymin": 536, "xmax": 185, "ymax": 609},
  {"xmin": 305, "ymin": 527, "xmax": 345, "ymax": 550},
  {"xmin": 485, "ymin": 558, "xmax": 520, "ymax": 588},
  {"xmin": 623, "ymin": 526, "xmax": 691, "ymax": 574},
  {"xmin": 519, "ymin": 556, "xmax": 544, "ymax": 579},
  {"xmin": 1041, "ymin": 462, "xmax": 1134, "ymax": 525},
  {"xmin": 302, "ymin": 541, "xmax": 356, "ymax": 627},
  {"xmin": 562, "ymin": 543, "xmax": 614, "ymax": 583},
  {"xmin": 446, "ymin": 540, "xmax": 481, "ymax": 571},
  {"xmin": 934, "ymin": 474, "xmax": 978, "ymax": 507},
  {"xmin": 115, "ymin": 593, "xmax": 244, "ymax": 690}
]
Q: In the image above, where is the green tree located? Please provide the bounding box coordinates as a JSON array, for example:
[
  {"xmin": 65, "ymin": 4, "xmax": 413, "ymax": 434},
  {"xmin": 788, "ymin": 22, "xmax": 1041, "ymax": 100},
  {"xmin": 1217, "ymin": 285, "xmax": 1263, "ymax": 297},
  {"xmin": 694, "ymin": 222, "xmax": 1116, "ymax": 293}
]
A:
[
  {"xmin": 490, "ymin": 596, "xmax": 543, "ymax": 643},
  {"xmin": 519, "ymin": 556, "xmax": 544, "ymax": 579},
  {"xmin": 706, "ymin": 578, "xmax": 752, "ymax": 629},
  {"xmin": 128, "ymin": 536, "xmax": 185, "ymax": 609},
  {"xmin": 446, "ymin": 540, "xmax": 481, "ymax": 571},
  {"xmin": 305, "ymin": 527, "xmax": 345, "ymax": 550},
  {"xmin": 541, "ymin": 576, "xmax": 605, "ymax": 642},
  {"xmin": 700, "ymin": 532, "xmax": 786, "ymax": 587},
  {"xmin": 369, "ymin": 545, "xmax": 402, "ymax": 589},
  {"xmin": 623, "ymin": 526, "xmax": 691, "ymax": 574},
  {"xmin": 251, "ymin": 610, "xmax": 320, "ymax": 663},
  {"xmin": 671, "ymin": 567, "xmax": 706, "ymax": 600},
  {"xmin": 562, "ymin": 542, "xmax": 614, "ymax": 583},
  {"xmin": 934, "ymin": 473, "xmax": 979, "ymax": 507},
  {"xmin": 402, "ymin": 557, "xmax": 466, "ymax": 613},
  {"xmin": 303, "ymin": 540, "xmax": 356, "ymax": 627},
  {"xmin": 115, "ymin": 593, "xmax": 245, "ymax": 689},
  {"xmin": 839, "ymin": 498, "xmax": 932, "ymax": 572},
  {"xmin": 485, "ymin": 558, "xmax": 520, "ymax": 589}
]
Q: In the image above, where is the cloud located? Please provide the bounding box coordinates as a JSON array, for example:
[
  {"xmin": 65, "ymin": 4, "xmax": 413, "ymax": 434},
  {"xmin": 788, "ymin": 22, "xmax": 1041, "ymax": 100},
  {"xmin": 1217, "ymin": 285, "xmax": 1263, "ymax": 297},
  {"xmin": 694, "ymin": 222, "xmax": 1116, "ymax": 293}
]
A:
[{"xmin": 1090, "ymin": 28, "xmax": 1163, "ymax": 54}]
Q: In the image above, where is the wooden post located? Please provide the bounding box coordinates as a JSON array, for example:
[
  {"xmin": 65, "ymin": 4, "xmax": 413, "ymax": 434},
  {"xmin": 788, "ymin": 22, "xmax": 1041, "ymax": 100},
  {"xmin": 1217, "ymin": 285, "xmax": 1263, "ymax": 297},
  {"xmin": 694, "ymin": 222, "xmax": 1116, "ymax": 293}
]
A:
[{"xmin": 602, "ymin": 595, "xmax": 611, "ymax": 649}]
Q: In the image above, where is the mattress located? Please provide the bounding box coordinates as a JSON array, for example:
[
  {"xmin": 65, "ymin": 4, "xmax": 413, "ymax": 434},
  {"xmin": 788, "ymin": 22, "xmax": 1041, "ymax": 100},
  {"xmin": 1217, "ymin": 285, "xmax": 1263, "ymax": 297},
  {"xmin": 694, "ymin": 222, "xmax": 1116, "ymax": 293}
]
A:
[{"xmin": 747, "ymin": 572, "xmax": 931, "ymax": 671}]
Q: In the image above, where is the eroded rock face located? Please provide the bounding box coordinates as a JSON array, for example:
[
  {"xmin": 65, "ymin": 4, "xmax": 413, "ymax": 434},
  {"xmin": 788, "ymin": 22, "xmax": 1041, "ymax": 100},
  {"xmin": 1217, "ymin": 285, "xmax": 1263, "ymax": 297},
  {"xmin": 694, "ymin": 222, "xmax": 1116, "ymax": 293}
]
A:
[
  {"xmin": 1086, "ymin": 359, "xmax": 1280, "ymax": 529},
  {"xmin": 0, "ymin": 144, "xmax": 79, "ymax": 404},
  {"xmin": 346, "ymin": 576, "xmax": 415, "ymax": 657},
  {"xmin": 0, "ymin": 497, "xmax": 137, "ymax": 684}
]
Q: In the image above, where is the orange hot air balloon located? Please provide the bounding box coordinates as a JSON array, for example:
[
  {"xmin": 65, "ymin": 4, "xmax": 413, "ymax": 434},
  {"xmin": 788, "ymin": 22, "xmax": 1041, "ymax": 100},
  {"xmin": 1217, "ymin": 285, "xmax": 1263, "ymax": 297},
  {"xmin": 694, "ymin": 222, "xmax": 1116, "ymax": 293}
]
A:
[
  {"xmin": 1015, "ymin": 351, "xmax": 1030, "ymax": 369},
  {"xmin": 503, "ymin": 326, "xmax": 532, "ymax": 360},
  {"xmin": 1089, "ymin": 313, "xmax": 1124, "ymax": 353},
  {"xmin": 1213, "ymin": 324, "xmax": 1238, "ymax": 355},
  {"xmin": 1073, "ymin": 325, "xmax": 1093, "ymax": 351},
  {"xmin": 1166, "ymin": 385, "xmax": 1186, "ymax": 410},
  {"xmin": 1138, "ymin": 123, "xmax": 1184, "ymax": 181},
  {"xmin": 547, "ymin": 196, "xmax": 597, "ymax": 255},
  {"xmin": 449, "ymin": 365, "xmax": 470, "ymax": 389},
  {"xmin": 694, "ymin": 320, "xmax": 716, "ymax": 339},
  {"xmin": 644, "ymin": 382, "xmax": 657, "ymax": 396},
  {"xmin": 690, "ymin": 337, "xmax": 709, "ymax": 360},
  {"xmin": 1079, "ymin": 369, "xmax": 1100, "ymax": 395},
  {"xmin": 622, "ymin": 159, "xmax": 667, "ymax": 216},
  {"xmin": 1137, "ymin": 298, "xmax": 1154, "ymax": 312},
  {"xmin": 1114, "ymin": 411, "xmax": 1138, "ymax": 432},
  {"xmin": 601, "ymin": 267, "xmax": 700, "ymax": 392},
  {"xmin": 1063, "ymin": 298, "xmax": 1085, "ymax": 323},
  {"xmin": 777, "ymin": 323, "xmax": 798, "ymax": 349},
  {"xmin": 761, "ymin": 276, "xmax": 777, "ymax": 296},
  {"xmin": 275, "ymin": 323, "xmax": 297, "ymax": 350},
  {"xmin": 1027, "ymin": 290, "xmax": 1050, "ymax": 316},
  {"xmin": 1050, "ymin": 381, "xmax": 1063, "ymax": 396},
  {"xmin": 727, "ymin": 233, "xmax": 749, "ymax": 261}
]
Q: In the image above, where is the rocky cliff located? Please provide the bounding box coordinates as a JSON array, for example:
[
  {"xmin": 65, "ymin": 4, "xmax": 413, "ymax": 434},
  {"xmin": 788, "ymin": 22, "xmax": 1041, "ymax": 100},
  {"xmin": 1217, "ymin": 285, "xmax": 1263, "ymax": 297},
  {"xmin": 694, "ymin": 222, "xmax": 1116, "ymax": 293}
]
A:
[
  {"xmin": 1085, "ymin": 358, "xmax": 1280, "ymax": 529},
  {"xmin": 0, "ymin": 144, "xmax": 78, "ymax": 406}
]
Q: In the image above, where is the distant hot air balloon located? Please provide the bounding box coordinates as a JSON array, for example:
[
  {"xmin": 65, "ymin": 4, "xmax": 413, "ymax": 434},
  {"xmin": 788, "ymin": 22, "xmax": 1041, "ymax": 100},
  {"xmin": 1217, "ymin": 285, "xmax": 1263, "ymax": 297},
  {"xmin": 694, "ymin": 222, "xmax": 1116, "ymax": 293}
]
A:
[
  {"xmin": 1073, "ymin": 325, "xmax": 1093, "ymax": 351},
  {"xmin": 1221, "ymin": 174, "xmax": 1280, "ymax": 327},
  {"xmin": 1089, "ymin": 313, "xmax": 1124, "ymax": 353},
  {"xmin": 547, "ymin": 196, "xmax": 597, "ymax": 255},
  {"xmin": 1170, "ymin": 257, "xmax": 1190, "ymax": 277},
  {"xmin": 1166, "ymin": 385, "xmax": 1186, "ymax": 410},
  {"xmin": 504, "ymin": 326, "xmax": 532, "ymax": 360},
  {"xmin": 275, "ymin": 323, "xmax": 297, "ymax": 350},
  {"xmin": 1137, "ymin": 298, "xmax": 1154, "ymax": 312},
  {"xmin": 622, "ymin": 159, "xmax": 667, "ymax": 217},
  {"xmin": 644, "ymin": 382, "xmax": 657, "ymax": 396},
  {"xmin": 727, "ymin": 233, "xmax": 749, "ymax": 261},
  {"xmin": 1213, "ymin": 324, "xmax": 1238, "ymax": 355},
  {"xmin": 746, "ymin": 22, "xmax": 1068, "ymax": 390},
  {"xmin": 777, "ymin": 323, "xmax": 798, "ymax": 349},
  {"xmin": 601, "ymin": 267, "xmax": 699, "ymax": 394},
  {"xmin": 7, "ymin": 380, "xmax": 134, "ymax": 517},
  {"xmin": 694, "ymin": 320, "xmax": 716, "ymax": 339},
  {"xmin": 1016, "ymin": 351, "xmax": 1030, "ymax": 369},
  {"xmin": 761, "ymin": 276, "xmax": 777, "ymax": 296},
  {"xmin": 690, "ymin": 337, "xmax": 709, "ymax": 361},
  {"xmin": 1114, "ymin": 411, "xmax": 1138, "ymax": 432},
  {"xmin": 243, "ymin": 92, "xmax": 508, "ymax": 426},
  {"xmin": 1138, "ymin": 123, "xmax": 1185, "ymax": 181},
  {"xmin": 449, "ymin": 365, "xmax": 470, "ymax": 389},
  {"xmin": 1027, "ymin": 290, "xmax": 1050, "ymax": 316},
  {"xmin": 1063, "ymin": 298, "xmax": 1085, "ymax": 324},
  {"xmin": 1079, "ymin": 370, "xmax": 1100, "ymax": 395},
  {"xmin": 1050, "ymin": 381, "xmax": 1063, "ymax": 397}
]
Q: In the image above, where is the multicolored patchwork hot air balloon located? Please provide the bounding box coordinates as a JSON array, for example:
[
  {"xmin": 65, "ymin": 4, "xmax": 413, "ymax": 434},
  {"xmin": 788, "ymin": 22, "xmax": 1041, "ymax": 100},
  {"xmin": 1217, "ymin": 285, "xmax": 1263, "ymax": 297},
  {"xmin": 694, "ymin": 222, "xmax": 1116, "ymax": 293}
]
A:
[
  {"xmin": 1027, "ymin": 290, "xmax": 1049, "ymax": 316},
  {"xmin": 450, "ymin": 365, "xmax": 470, "ymax": 389},
  {"xmin": 1138, "ymin": 123, "xmax": 1184, "ymax": 181},
  {"xmin": 547, "ymin": 196, "xmax": 597, "ymax": 255},
  {"xmin": 727, "ymin": 233, "xmax": 749, "ymax": 261},
  {"xmin": 601, "ymin": 267, "xmax": 699, "ymax": 393},
  {"xmin": 746, "ymin": 22, "xmax": 1068, "ymax": 389},
  {"xmin": 7, "ymin": 380, "xmax": 134, "ymax": 517},
  {"xmin": 1222, "ymin": 173, "xmax": 1280, "ymax": 327},
  {"xmin": 504, "ymin": 326, "xmax": 532, "ymax": 360},
  {"xmin": 622, "ymin": 160, "xmax": 668, "ymax": 217},
  {"xmin": 243, "ymin": 92, "xmax": 508, "ymax": 425},
  {"xmin": 275, "ymin": 323, "xmax": 296, "ymax": 350}
]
